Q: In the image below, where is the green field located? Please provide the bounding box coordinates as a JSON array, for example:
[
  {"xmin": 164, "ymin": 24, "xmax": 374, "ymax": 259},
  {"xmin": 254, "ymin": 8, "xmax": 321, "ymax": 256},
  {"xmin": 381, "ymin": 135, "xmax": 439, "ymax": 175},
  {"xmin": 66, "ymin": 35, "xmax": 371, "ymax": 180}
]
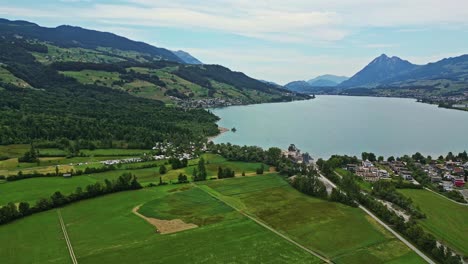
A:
[
  {"xmin": 399, "ymin": 189, "xmax": 468, "ymax": 256},
  {"xmin": 0, "ymin": 186, "xmax": 322, "ymax": 263},
  {"xmin": 0, "ymin": 152, "xmax": 271, "ymax": 207},
  {"xmin": 0, "ymin": 66, "xmax": 32, "ymax": 88},
  {"xmin": 200, "ymin": 175, "xmax": 425, "ymax": 264}
]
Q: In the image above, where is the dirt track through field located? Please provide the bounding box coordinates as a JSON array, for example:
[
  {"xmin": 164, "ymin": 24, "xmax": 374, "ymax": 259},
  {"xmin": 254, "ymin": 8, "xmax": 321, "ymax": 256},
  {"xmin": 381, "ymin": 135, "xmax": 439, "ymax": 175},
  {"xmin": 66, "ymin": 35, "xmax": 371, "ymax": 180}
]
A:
[
  {"xmin": 132, "ymin": 205, "xmax": 197, "ymax": 234},
  {"xmin": 57, "ymin": 209, "xmax": 78, "ymax": 264}
]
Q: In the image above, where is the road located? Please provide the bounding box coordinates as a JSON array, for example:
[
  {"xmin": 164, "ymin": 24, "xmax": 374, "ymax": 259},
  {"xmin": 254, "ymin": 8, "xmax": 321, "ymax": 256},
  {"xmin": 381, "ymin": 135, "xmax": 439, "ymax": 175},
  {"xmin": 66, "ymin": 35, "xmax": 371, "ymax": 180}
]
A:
[
  {"xmin": 57, "ymin": 210, "xmax": 78, "ymax": 264},
  {"xmin": 423, "ymin": 187, "xmax": 468, "ymax": 206},
  {"xmin": 316, "ymin": 169, "xmax": 435, "ymax": 264},
  {"xmin": 195, "ymin": 184, "xmax": 332, "ymax": 263}
]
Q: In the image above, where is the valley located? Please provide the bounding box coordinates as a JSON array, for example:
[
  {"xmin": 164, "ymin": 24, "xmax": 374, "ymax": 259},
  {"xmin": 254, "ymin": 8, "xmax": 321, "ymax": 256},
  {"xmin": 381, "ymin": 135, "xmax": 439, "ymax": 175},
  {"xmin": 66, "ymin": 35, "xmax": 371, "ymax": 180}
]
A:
[{"xmin": 1, "ymin": 15, "xmax": 467, "ymax": 264}]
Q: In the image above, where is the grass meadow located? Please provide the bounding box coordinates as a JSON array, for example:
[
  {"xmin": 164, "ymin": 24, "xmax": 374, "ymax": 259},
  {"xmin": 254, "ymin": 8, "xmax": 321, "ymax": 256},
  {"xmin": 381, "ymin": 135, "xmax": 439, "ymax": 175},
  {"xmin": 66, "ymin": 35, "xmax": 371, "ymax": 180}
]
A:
[
  {"xmin": 399, "ymin": 189, "xmax": 468, "ymax": 256},
  {"xmin": 0, "ymin": 186, "xmax": 321, "ymax": 264},
  {"xmin": 200, "ymin": 175, "xmax": 425, "ymax": 264}
]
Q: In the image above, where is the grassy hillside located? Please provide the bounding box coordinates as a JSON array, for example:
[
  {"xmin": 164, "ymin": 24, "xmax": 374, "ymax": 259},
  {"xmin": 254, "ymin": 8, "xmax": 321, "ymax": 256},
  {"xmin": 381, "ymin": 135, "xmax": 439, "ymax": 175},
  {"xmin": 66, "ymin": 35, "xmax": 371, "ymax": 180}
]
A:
[
  {"xmin": 399, "ymin": 189, "xmax": 468, "ymax": 256},
  {"xmin": 0, "ymin": 18, "xmax": 306, "ymax": 107}
]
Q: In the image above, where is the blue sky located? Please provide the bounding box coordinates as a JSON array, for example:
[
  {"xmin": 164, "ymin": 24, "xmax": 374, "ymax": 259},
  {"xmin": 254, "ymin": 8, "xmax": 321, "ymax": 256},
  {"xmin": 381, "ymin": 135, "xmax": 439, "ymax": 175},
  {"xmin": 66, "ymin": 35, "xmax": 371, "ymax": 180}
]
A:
[{"xmin": 1, "ymin": 0, "xmax": 468, "ymax": 84}]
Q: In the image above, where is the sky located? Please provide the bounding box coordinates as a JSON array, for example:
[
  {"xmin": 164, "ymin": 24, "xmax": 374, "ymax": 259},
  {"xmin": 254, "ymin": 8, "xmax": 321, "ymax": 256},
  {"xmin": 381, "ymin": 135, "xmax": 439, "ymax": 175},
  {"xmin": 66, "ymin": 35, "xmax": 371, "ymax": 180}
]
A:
[{"xmin": 1, "ymin": 0, "xmax": 468, "ymax": 84}]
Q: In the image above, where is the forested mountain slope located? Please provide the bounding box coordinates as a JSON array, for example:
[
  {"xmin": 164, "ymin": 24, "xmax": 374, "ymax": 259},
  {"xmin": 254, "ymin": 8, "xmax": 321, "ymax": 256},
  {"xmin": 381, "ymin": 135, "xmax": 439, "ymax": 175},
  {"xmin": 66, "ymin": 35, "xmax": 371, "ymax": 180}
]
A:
[{"xmin": 0, "ymin": 19, "xmax": 306, "ymax": 106}]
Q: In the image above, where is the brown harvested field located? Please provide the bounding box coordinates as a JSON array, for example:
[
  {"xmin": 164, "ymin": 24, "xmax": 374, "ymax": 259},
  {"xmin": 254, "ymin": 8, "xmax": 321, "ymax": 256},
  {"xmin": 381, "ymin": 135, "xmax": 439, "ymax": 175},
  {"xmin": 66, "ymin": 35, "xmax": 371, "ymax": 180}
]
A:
[{"xmin": 132, "ymin": 205, "xmax": 198, "ymax": 234}]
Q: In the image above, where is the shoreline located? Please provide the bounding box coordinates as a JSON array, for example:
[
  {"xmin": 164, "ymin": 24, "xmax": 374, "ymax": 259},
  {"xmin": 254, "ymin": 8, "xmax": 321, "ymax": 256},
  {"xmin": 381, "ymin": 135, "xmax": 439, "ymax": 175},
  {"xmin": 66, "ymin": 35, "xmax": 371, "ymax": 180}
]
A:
[{"xmin": 207, "ymin": 127, "xmax": 229, "ymax": 142}]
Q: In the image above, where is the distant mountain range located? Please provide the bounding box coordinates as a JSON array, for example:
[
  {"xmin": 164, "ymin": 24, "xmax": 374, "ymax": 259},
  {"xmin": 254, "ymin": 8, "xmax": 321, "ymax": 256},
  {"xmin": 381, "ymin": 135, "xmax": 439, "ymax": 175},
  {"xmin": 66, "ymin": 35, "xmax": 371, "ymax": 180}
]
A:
[
  {"xmin": 308, "ymin": 75, "xmax": 349, "ymax": 86},
  {"xmin": 285, "ymin": 75, "xmax": 349, "ymax": 93},
  {"xmin": 284, "ymin": 54, "xmax": 468, "ymax": 96}
]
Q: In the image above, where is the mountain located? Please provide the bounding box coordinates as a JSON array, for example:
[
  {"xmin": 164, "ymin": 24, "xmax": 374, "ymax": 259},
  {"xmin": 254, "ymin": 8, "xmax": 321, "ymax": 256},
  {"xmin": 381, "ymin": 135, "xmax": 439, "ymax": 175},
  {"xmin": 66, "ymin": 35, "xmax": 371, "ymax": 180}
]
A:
[
  {"xmin": 384, "ymin": 54, "xmax": 468, "ymax": 86},
  {"xmin": 340, "ymin": 54, "xmax": 418, "ymax": 87},
  {"xmin": 0, "ymin": 18, "xmax": 184, "ymax": 63},
  {"xmin": 308, "ymin": 75, "xmax": 349, "ymax": 86},
  {"xmin": 284, "ymin": 81, "xmax": 313, "ymax": 92},
  {"xmin": 172, "ymin": 50, "xmax": 202, "ymax": 64},
  {"xmin": 0, "ymin": 18, "xmax": 307, "ymax": 107}
]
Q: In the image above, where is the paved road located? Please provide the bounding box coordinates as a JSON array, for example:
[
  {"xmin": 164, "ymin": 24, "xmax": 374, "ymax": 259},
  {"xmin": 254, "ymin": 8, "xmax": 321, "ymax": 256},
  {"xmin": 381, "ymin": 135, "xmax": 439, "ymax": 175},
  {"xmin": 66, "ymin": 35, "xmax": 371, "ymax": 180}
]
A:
[
  {"xmin": 57, "ymin": 210, "xmax": 78, "ymax": 264},
  {"xmin": 317, "ymin": 170, "xmax": 435, "ymax": 264},
  {"xmin": 195, "ymin": 184, "xmax": 332, "ymax": 263},
  {"xmin": 424, "ymin": 187, "xmax": 468, "ymax": 206}
]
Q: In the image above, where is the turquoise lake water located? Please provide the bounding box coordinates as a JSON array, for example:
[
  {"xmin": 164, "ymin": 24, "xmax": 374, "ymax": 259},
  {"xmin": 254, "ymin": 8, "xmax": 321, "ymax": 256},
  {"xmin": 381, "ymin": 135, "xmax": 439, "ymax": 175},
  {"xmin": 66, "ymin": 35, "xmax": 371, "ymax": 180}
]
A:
[{"xmin": 211, "ymin": 95, "xmax": 468, "ymax": 158}]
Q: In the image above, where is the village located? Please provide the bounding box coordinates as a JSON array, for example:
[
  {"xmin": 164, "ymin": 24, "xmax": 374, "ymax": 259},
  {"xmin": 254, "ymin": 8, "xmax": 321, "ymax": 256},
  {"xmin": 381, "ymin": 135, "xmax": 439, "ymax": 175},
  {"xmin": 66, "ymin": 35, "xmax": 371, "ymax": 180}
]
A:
[{"xmin": 345, "ymin": 157, "xmax": 467, "ymax": 200}]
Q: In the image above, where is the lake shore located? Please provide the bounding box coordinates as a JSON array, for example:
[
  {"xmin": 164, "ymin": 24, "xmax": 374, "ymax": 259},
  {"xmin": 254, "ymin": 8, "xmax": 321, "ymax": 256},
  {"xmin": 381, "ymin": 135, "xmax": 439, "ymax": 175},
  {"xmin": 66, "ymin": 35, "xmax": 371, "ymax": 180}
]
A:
[{"xmin": 208, "ymin": 127, "xmax": 229, "ymax": 142}]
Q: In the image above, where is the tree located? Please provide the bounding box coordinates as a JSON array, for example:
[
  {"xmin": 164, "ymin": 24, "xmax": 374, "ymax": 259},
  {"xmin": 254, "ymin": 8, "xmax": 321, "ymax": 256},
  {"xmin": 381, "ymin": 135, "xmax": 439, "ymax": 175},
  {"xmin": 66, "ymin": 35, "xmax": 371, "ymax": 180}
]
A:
[
  {"xmin": 178, "ymin": 173, "xmax": 188, "ymax": 183},
  {"xmin": 159, "ymin": 165, "xmax": 167, "ymax": 175},
  {"xmin": 195, "ymin": 158, "xmax": 207, "ymax": 181},
  {"xmin": 387, "ymin": 156, "xmax": 395, "ymax": 162},
  {"xmin": 18, "ymin": 202, "xmax": 30, "ymax": 216},
  {"xmin": 217, "ymin": 166, "xmax": 223, "ymax": 178},
  {"xmin": 242, "ymin": 171, "xmax": 245, "ymax": 176},
  {"xmin": 378, "ymin": 156, "xmax": 384, "ymax": 162},
  {"xmin": 51, "ymin": 191, "xmax": 67, "ymax": 206},
  {"xmin": 18, "ymin": 143, "xmax": 39, "ymax": 163},
  {"xmin": 256, "ymin": 165, "xmax": 264, "ymax": 175},
  {"xmin": 446, "ymin": 152, "xmax": 455, "ymax": 161}
]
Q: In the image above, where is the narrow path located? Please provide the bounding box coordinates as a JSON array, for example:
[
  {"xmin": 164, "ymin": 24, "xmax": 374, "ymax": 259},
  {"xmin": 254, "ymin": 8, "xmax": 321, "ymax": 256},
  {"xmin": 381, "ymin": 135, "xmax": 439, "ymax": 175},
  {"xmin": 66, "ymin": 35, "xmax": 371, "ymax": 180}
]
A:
[
  {"xmin": 318, "ymin": 170, "xmax": 435, "ymax": 264},
  {"xmin": 195, "ymin": 184, "xmax": 332, "ymax": 263},
  {"xmin": 57, "ymin": 210, "xmax": 78, "ymax": 264},
  {"xmin": 423, "ymin": 187, "xmax": 468, "ymax": 206}
]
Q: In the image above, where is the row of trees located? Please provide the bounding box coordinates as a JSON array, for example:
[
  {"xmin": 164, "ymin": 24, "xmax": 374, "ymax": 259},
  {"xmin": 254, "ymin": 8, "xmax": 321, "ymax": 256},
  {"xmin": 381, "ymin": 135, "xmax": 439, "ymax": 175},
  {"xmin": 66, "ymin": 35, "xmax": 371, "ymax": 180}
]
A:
[
  {"xmin": 218, "ymin": 167, "xmax": 235, "ymax": 179},
  {"xmin": 0, "ymin": 173, "xmax": 142, "ymax": 225},
  {"xmin": 208, "ymin": 143, "xmax": 302, "ymax": 176},
  {"xmin": 372, "ymin": 181, "xmax": 426, "ymax": 219}
]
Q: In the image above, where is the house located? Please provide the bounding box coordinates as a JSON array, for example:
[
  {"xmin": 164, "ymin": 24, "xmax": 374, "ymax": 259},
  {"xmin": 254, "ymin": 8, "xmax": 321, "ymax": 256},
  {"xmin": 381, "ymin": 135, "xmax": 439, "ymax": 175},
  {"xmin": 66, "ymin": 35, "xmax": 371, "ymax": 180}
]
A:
[
  {"xmin": 378, "ymin": 169, "xmax": 390, "ymax": 178},
  {"xmin": 452, "ymin": 167, "xmax": 465, "ymax": 176},
  {"xmin": 347, "ymin": 164, "xmax": 358, "ymax": 173},
  {"xmin": 402, "ymin": 174, "xmax": 413, "ymax": 181},
  {"xmin": 454, "ymin": 179, "xmax": 465, "ymax": 187},
  {"xmin": 362, "ymin": 159, "xmax": 373, "ymax": 168},
  {"xmin": 441, "ymin": 181, "xmax": 453, "ymax": 191},
  {"xmin": 463, "ymin": 162, "xmax": 468, "ymax": 169},
  {"xmin": 431, "ymin": 176, "xmax": 442, "ymax": 183}
]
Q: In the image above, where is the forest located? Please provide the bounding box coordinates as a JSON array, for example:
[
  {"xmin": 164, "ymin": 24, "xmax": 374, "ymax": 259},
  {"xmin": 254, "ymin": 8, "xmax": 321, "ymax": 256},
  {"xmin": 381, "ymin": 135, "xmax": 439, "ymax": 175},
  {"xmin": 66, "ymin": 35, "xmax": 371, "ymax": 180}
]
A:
[{"xmin": 0, "ymin": 38, "xmax": 219, "ymax": 146}]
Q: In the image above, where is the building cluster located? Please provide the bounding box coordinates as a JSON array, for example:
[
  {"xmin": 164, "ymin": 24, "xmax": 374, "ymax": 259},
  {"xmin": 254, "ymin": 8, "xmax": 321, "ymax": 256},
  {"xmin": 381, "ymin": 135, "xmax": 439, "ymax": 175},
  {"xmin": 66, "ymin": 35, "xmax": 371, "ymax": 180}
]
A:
[
  {"xmin": 172, "ymin": 97, "xmax": 245, "ymax": 108},
  {"xmin": 418, "ymin": 161, "xmax": 467, "ymax": 191},
  {"xmin": 100, "ymin": 157, "xmax": 143, "ymax": 166},
  {"xmin": 348, "ymin": 160, "xmax": 390, "ymax": 182},
  {"xmin": 386, "ymin": 161, "xmax": 414, "ymax": 181},
  {"xmin": 283, "ymin": 144, "xmax": 313, "ymax": 164}
]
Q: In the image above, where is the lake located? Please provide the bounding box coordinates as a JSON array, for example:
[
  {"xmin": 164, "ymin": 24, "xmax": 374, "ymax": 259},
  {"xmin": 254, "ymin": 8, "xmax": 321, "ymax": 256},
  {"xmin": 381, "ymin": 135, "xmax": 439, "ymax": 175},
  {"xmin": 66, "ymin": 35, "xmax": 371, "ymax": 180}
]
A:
[{"xmin": 211, "ymin": 95, "xmax": 468, "ymax": 159}]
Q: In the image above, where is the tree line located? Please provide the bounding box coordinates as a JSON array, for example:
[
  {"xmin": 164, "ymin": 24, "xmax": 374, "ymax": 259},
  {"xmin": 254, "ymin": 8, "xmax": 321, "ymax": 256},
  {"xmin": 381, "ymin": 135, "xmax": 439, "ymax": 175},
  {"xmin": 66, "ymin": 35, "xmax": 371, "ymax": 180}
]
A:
[{"xmin": 0, "ymin": 173, "xmax": 142, "ymax": 225}]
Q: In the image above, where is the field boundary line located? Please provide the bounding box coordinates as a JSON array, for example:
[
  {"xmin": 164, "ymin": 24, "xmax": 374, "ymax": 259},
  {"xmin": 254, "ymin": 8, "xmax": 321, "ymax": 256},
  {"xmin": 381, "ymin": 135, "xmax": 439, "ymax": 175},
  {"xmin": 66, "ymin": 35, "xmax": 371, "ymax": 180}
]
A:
[
  {"xmin": 58, "ymin": 209, "xmax": 78, "ymax": 264},
  {"xmin": 195, "ymin": 184, "xmax": 332, "ymax": 263},
  {"xmin": 423, "ymin": 187, "xmax": 468, "ymax": 206}
]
